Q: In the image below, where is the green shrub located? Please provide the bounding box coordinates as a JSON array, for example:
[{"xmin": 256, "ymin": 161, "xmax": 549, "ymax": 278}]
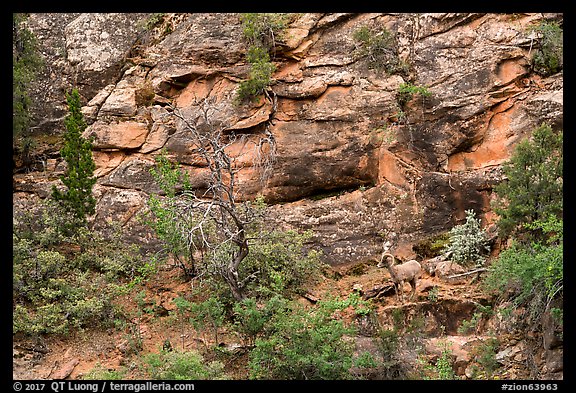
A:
[
  {"xmin": 486, "ymin": 122, "xmax": 563, "ymax": 328},
  {"xmin": 529, "ymin": 20, "xmax": 563, "ymax": 76},
  {"xmin": 457, "ymin": 305, "xmax": 492, "ymax": 335},
  {"xmin": 248, "ymin": 296, "xmax": 356, "ymax": 380},
  {"xmin": 144, "ymin": 13, "xmax": 165, "ymax": 31},
  {"xmin": 476, "ymin": 337, "xmax": 500, "ymax": 378},
  {"xmin": 144, "ymin": 350, "xmax": 227, "ymax": 380},
  {"xmin": 427, "ymin": 286, "xmax": 439, "ymax": 303},
  {"xmin": 188, "ymin": 296, "xmax": 227, "ymax": 346},
  {"xmin": 492, "ymin": 124, "xmax": 562, "ymax": 242},
  {"xmin": 13, "ymin": 203, "xmax": 150, "ymax": 336},
  {"xmin": 236, "ymin": 46, "xmax": 276, "ymax": 103},
  {"xmin": 370, "ymin": 325, "xmax": 409, "ymax": 379},
  {"xmin": 12, "ymin": 252, "xmax": 117, "ymax": 335},
  {"xmin": 444, "ymin": 209, "xmax": 490, "ymax": 267},
  {"xmin": 240, "ymin": 228, "xmax": 325, "ymax": 298},
  {"xmin": 434, "ymin": 346, "xmax": 456, "ymax": 380},
  {"xmin": 240, "ymin": 13, "xmax": 288, "ymax": 50},
  {"xmin": 236, "ymin": 13, "xmax": 287, "ymax": 104},
  {"xmin": 422, "ymin": 342, "xmax": 456, "ymax": 380},
  {"xmin": 353, "ymin": 24, "xmax": 407, "ymax": 75},
  {"xmin": 83, "ymin": 363, "xmax": 125, "ymax": 380},
  {"xmin": 397, "ymin": 82, "xmax": 432, "ymax": 108},
  {"xmin": 232, "ymin": 297, "xmax": 272, "ymax": 347},
  {"xmin": 483, "ymin": 234, "xmax": 562, "ymax": 320},
  {"xmin": 144, "ymin": 153, "xmax": 200, "ymax": 277}
]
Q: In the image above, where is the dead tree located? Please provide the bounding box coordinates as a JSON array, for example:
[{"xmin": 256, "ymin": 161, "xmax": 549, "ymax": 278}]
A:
[{"xmin": 159, "ymin": 96, "xmax": 276, "ymax": 301}]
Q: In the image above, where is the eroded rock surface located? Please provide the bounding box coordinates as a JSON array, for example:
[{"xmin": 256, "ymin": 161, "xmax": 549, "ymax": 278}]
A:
[{"xmin": 16, "ymin": 12, "xmax": 563, "ymax": 266}]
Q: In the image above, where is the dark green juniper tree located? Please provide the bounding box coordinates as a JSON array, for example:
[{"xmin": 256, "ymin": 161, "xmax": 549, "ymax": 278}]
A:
[
  {"xmin": 13, "ymin": 13, "xmax": 43, "ymax": 137},
  {"xmin": 51, "ymin": 89, "xmax": 96, "ymax": 231},
  {"xmin": 492, "ymin": 123, "xmax": 562, "ymax": 242},
  {"xmin": 485, "ymin": 123, "xmax": 563, "ymax": 327},
  {"xmin": 530, "ymin": 20, "xmax": 563, "ymax": 77}
]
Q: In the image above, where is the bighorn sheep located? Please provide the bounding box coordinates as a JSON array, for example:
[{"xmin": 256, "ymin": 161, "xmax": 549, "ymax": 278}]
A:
[{"xmin": 377, "ymin": 252, "xmax": 422, "ymax": 303}]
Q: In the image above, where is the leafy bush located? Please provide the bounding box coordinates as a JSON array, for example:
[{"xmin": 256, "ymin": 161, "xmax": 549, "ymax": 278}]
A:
[
  {"xmin": 236, "ymin": 46, "xmax": 276, "ymax": 103},
  {"xmin": 396, "ymin": 82, "xmax": 432, "ymax": 108},
  {"xmin": 434, "ymin": 346, "xmax": 456, "ymax": 380},
  {"xmin": 246, "ymin": 293, "xmax": 379, "ymax": 380},
  {"xmin": 144, "ymin": 13, "xmax": 165, "ymax": 31},
  {"xmin": 232, "ymin": 296, "xmax": 281, "ymax": 347},
  {"xmin": 457, "ymin": 305, "xmax": 492, "ymax": 335},
  {"xmin": 486, "ymin": 122, "xmax": 563, "ymax": 331},
  {"xmin": 492, "ymin": 123, "xmax": 562, "ymax": 242},
  {"xmin": 353, "ymin": 24, "xmax": 407, "ymax": 75},
  {"xmin": 241, "ymin": 228, "xmax": 325, "ymax": 298},
  {"xmin": 236, "ymin": 13, "xmax": 287, "ymax": 103},
  {"xmin": 421, "ymin": 342, "xmax": 456, "ymax": 380},
  {"xmin": 529, "ymin": 20, "xmax": 563, "ymax": 76},
  {"xmin": 144, "ymin": 153, "xmax": 201, "ymax": 277},
  {"xmin": 13, "ymin": 202, "xmax": 150, "ymax": 336},
  {"xmin": 83, "ymin": 363, "xmax": 125, "ymax": 380},
  {"xmin": 240, "ymin": 13, "xmax": 288, "ymax": 50},
  {"xmin": 444, "ymin": 209, "xmax": 490, "ymax": 267},
  {"xmin": 144, "ymin": 350, "xmax": 227, "ymax": 380},
  {"xmin": 248, "ymin": 295, "xmax": 357, "ymax": 380},
  {"xmin": 366, "ymin": 322, "xmax": 412, "ymax": 380},
  {"xmin": 188, "ymin": 296, "xmax": 227, "ymax": 345},
  {"xmin": 483, "ymin": 230, "xmax": 562, "ymax": 318},
  {"xmin": 13, "ymin": 233, "xmax": 114, "ymax": 334},
  {"xmin": 475, "ymin": 337, "xmax": 500, "ymax": 378}
]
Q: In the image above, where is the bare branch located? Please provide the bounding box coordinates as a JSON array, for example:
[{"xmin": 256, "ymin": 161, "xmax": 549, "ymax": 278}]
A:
[{"xmin": 152, "ymin": 95, "xmax": 277, "ymax": 300}]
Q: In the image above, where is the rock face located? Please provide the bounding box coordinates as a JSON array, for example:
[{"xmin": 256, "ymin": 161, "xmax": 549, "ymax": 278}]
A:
[
  {"xmin": 15, "ymin": 12, "xmax": 563, "ymax": 262},
  {"xmin": 21, "ymin": 13, "xmax": 149, "ymax": 137}
]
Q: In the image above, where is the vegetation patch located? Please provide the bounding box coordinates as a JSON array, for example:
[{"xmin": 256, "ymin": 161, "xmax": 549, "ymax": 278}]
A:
[
  {"xmin": 353, "ymin": 23, "xmax": 408, "ymax": 75},
  {"xmin": 529, "ymin": 20, "xmax": 563, "ymax": 76},
  {"xmin": 51, "ymin": 89, "xmax": 97, "ymax": 233},
  {"xmin": 236, "ymin": 46, "xmax": 277, "ymax": 103},
  {"xmin": 247, "ymin": 294, "xmax": 371, "ymax": 380},
  {"xmin": 13, "ymin": 206, "xmax": 150, "ymax": 335},
  {"xmin": 13, "ymin": 13, "xmax": 43, "ymax": 137},
  {"xmin": 144, "ymin": 350, "xmax": 227, "ymax": 380},
  {"xmin": 443, "ymin": 209, "xmax": 490, "ymax": 267},
  {"xmin": 412, "ymin": 232, "xmax": 451, "ymax": 259},
  {"xmin": 236, "ymin": 13, "xmax": 288, "ymax": 104},
  {"xmin": 485, "ymin": 123, "xmax": 563, "ymax": 331},
  {"xmin": 396, "ymin": 82, "xmax": 432, "ymax": 109}
]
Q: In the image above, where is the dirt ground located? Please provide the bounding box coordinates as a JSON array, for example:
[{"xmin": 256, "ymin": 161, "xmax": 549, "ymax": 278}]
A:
[{"xmin": 12, "ymin": 258, "xmax": 492, "ymax": 380}]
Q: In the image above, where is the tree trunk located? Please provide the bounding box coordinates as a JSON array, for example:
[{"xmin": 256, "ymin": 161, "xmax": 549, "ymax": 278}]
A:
[
  {"xmin": 224, "ymin": 232, "xmax": 249, "ymax": 301},
  {"xmin": 224, "ymin": 268, "xmax": 245, "ymax": 301}
]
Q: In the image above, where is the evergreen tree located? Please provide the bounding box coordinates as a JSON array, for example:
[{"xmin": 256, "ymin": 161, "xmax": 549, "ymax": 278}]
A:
[
  {"xmin": 492, "ymin": 123, "xmax": 562, "ymax": 241},
  {"xmin": 51, "ymin": 89, "xmax": 96, "ymax": 230},
  {"xmin": 13, "ymin": 13, "xmax": 43, "ymax": 136}
]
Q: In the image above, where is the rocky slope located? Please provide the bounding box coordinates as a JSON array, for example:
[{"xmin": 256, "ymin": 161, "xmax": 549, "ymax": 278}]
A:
[{"xmin": 13, "ymin": 12, "xmax": 563, "ymax": 379}]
